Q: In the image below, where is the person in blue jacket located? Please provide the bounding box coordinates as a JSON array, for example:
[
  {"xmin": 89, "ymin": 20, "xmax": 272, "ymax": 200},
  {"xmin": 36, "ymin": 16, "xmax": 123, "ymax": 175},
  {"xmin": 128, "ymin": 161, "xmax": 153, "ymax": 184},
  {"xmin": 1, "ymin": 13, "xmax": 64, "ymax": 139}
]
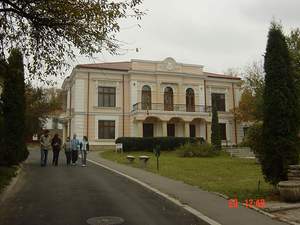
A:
[{"xmin": 71, "ymin": 134, "xmax": 80, "ymax": 165}]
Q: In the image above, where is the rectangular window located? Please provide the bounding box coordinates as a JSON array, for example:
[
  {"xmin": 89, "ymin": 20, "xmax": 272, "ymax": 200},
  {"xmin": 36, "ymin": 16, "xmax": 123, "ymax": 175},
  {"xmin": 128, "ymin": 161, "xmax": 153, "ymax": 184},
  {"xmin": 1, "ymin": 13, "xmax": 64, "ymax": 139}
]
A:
[
  {"xmin": 219, "ymin": 123, "xmax": 227, "ymax": 140},
  {"xmin": 98, "ymin": 120, "xmax": 115, "ymax": 139},
  {"xmin": 98, "ymin": 86, "xmax": 116, "ymax": 107},
  {"xmin": 243, "ymin": 127, "xmax": 249, "ymax": 137},
  {"xmin": 211, "ymin": 93, "xmax": 225, "ymax": 111}
]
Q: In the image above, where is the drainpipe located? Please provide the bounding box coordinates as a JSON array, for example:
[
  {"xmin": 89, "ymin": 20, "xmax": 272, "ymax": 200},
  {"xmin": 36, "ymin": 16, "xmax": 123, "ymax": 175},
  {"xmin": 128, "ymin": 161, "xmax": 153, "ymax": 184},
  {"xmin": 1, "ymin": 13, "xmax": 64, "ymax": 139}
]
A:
[
  {"xmin": 232, "ymin": 83, "xmax": 238, "ymax": 145},
  {"xmin": 123, "ymin": 74, "xmax": 125, "ymax": 137},
  {"xmin": 87, "ymin": 72, "xmax": 90, "ymax": 139},
  {"xmin": 204, "ymin": 80, "xmax": 208, "ymax": 141},
  {"xmin": 69, "ymin": 85, "xmax": 72, "ymax": 138}
]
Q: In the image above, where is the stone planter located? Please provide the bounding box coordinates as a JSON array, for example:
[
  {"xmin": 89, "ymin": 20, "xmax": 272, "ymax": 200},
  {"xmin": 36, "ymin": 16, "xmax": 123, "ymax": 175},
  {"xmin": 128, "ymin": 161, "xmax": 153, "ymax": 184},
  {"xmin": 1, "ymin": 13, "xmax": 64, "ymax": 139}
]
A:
[{"xmin": 278, "ymin": 181, "xmax": 300, "ymax": 202}]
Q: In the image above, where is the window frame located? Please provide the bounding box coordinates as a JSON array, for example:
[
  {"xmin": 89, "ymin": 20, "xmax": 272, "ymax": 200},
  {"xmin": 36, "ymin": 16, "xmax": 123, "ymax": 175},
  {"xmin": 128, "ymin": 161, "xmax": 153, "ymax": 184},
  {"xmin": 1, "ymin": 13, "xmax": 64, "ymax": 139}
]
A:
[
  {"xmin": 143, "ymin": 123, "xmax": 154, "ymax": 137},
  {"xmin": 219, "ymin": 123, "xmax": 227, "ymax": 140},
  {"xmin": 164, "ymin": 87, "xmax": 174, "ymax": 111},
  {"xmin": 98, "ymin": 120, "xmax": 115, "ymax": 139},
  {"xmin": 98, "ymin": 86, "xmax": 116, "ymax": 107},
  {"xmin": 141, "ymin": 85, "xmax": 152, "ymax": 110},
  {"xmin": 211, "ymin": 93, "xmax": 226, "ymax": 112},
  {"xmin": 186, "ymin": 88, "xmax": 195, "ymax": 112},
  {"xmin": 189, "ymin": 124, "xmax": 196, "ymax": 137},
  {"xmin": 167, "ymin": 123, "xmax": 175, "ymax": 137}
]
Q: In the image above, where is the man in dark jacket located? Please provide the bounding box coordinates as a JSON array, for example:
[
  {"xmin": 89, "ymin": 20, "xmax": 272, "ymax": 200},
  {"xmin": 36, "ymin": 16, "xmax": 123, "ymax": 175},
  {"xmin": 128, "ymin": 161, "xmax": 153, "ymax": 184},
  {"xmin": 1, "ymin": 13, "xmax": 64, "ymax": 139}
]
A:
[{"xmin": 51, "ymin": 133, "xmax": 62, "ymax": 166}]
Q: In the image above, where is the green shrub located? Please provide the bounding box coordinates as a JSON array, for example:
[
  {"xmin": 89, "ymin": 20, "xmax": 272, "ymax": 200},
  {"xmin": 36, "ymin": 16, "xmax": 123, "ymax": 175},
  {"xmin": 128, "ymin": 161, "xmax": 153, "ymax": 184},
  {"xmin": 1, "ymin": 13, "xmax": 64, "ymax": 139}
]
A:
[
  {"xmin": 242, "ymin": 122, "xmax": 263, "ymax": 160},
  {"xmin": 211, "ymin": 101, "xmax": 221, "ymax": 151},
  {"xmin": 176, "ymin": 143, "xmax": 218, "ymax": 157},
  {"xmin": 115, "ymin": 137, "xmax": 205, "ymax": 152}
]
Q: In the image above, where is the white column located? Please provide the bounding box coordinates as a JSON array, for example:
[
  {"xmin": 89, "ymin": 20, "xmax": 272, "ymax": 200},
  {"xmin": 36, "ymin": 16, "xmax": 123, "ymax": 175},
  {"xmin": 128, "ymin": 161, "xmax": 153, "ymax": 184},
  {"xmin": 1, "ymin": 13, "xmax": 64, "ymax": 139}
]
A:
[
  {"xmin": 162, "ymin": 121, "xmax": 167, "ymax": 137},
  {"xmin": 137, "ymin": 121, "xmax": 143, "ymax": 137},
  {"xmin": 184, "ymin": 122, "xmax": 190, "ymax": 137}
]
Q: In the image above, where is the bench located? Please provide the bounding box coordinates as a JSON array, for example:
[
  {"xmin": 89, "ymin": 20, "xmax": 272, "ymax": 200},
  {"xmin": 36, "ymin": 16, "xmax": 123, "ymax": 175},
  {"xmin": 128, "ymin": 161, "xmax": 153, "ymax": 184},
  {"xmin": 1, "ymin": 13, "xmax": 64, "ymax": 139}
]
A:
[
  {"xmin": 115, "ymin": 143, "xmax": 123, "ymax": 153},
  {"xmin": 126, "ymin": 155, "xmax": 135, "ymax": 163},
  {"xmin": 139, "ymin": 155, "xmax": 150, "ymax": 167}
]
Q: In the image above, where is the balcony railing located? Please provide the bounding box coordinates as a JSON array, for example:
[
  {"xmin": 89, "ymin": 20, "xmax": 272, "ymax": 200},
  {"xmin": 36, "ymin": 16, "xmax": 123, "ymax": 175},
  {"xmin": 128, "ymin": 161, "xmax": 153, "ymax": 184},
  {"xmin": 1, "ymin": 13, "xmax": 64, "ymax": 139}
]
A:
[{"xmin": 132, "ymin": 102, "xmax": 212, "ymax": 113}]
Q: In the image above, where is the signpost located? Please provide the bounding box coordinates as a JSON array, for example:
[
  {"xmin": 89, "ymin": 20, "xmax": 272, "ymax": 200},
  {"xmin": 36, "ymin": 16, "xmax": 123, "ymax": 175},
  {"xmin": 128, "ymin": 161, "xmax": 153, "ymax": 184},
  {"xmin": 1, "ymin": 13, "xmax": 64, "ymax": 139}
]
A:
[{"xmin": 153, "ymin": 145, "xmax": 161, "ymax": 171}]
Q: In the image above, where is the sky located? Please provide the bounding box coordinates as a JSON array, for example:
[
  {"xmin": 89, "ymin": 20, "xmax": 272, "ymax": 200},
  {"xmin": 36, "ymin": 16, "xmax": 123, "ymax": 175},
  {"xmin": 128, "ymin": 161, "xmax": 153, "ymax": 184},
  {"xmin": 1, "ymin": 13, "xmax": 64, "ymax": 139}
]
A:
[{"xmin": 55, "ymin": 0, "xmax": 300, "ymax": 87}]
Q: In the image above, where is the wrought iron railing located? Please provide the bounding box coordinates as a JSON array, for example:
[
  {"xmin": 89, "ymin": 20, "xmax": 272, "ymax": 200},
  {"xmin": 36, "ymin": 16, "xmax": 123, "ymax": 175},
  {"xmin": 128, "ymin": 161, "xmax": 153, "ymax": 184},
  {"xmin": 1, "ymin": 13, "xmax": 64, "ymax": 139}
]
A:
[{"xmin": 132, "ymin": 102, "xmax": 212, "ymax": 113}]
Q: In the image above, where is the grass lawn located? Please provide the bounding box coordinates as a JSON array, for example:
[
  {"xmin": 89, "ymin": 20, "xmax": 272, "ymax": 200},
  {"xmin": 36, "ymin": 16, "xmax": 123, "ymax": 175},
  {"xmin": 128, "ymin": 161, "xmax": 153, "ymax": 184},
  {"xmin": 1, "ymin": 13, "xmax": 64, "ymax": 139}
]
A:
[
  {"xmin": 0, "ymin": 166, "xmax": 18, "ymax": 194},
  {"xmin": 101, "ymin": 150, "xmax": 275, "ymax": 201}
]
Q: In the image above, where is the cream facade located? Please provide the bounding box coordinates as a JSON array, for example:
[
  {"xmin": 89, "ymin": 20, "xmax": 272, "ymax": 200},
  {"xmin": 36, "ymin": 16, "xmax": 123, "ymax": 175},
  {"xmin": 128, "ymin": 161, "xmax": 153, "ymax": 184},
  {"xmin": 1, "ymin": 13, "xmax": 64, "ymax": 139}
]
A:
[{"xmin": 61, "ymin": 57, "xmax": 243, "ymax": 149}]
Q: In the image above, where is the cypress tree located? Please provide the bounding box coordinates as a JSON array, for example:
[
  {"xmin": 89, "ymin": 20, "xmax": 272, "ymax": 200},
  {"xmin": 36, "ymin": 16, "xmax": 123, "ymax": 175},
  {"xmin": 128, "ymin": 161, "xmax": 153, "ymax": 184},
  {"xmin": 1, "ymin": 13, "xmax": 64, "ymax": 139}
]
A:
[
  {"xmin": 0, "ymin": 58, "xmax": 8, "ymax": 165},
  {"xmin": 211, "ymin": 101, "xmax": 221, "ymax": 151},
  {"xmin": 262, "ymin": 23, "xmax": 299, "ymax": 185},
  {"xmin": 2, "ymin": 49, "xmax": 28, "ymax": 166}
]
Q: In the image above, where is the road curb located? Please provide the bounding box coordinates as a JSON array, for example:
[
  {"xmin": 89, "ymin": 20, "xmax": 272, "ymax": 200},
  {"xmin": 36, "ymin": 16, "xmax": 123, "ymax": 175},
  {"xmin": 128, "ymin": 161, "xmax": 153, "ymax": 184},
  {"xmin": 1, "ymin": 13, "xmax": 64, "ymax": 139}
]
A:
[{"xmin": 87, "ymin": 158, "xmax": 222, "ymax": 225}]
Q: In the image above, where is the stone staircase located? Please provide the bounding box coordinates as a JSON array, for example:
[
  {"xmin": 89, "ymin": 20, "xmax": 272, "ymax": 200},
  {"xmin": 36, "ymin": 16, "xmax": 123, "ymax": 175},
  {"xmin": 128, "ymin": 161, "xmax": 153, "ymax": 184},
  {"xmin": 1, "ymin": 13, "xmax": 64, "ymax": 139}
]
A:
[
  {"xmin": 288, "ymin": 165, "xmax": 300, "ymax": 181},
  {"xmin": 224, "ymin": 147, "xmax": 255, "ymax": 158}
]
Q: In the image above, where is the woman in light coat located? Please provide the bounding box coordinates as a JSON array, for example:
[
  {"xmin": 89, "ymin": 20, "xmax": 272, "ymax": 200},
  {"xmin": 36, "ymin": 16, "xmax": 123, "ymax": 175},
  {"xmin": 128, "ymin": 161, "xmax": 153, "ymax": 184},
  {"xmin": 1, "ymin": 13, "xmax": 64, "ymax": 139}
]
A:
[{"xmin": 80, "ymin": 136, "xmax": 89, "ymax": 167}]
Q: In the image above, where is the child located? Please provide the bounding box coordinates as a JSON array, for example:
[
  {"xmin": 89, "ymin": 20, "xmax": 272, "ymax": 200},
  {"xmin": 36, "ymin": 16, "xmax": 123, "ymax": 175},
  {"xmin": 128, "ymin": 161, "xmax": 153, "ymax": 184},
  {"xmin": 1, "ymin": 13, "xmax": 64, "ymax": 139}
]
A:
[
  {"xmin": 80, "ymin": 136, "xmax": 89, "ymax": 167},
  {"xmin": 63, "ymin": 137, "xmax": 72, "ymax": 166}
]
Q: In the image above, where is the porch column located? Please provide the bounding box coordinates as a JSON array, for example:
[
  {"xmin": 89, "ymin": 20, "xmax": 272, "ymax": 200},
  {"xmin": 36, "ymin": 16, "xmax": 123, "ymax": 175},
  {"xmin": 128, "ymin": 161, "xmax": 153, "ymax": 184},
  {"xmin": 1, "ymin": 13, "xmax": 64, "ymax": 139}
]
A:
[
  {"xmin": 184, "ymin": 122, "xmax": 190, "ymax": 137},
  {"xmin": 162, "ymin": 121, "xmax": 167, "ymax": 136},
  {"xmin": 137, "ymin": 121, "xmax": 143, "ymax": 137},
  {"xmin": 63, "ymin": 124, "xmax": 67, "ymax": 141}
]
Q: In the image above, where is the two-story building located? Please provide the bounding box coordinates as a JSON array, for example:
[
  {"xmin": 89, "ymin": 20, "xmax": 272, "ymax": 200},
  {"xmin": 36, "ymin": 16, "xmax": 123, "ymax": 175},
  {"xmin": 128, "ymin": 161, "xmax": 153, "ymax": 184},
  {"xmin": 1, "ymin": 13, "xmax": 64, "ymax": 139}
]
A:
[{"xmin": 61, "ymin": 57, "xmax": 243, "ymax": 149}]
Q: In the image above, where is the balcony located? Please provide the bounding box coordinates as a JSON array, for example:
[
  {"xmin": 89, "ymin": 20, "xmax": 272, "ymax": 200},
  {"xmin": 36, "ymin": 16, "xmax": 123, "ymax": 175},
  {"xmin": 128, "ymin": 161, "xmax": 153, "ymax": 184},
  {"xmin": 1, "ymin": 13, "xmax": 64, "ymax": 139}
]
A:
[{"xmin": 132, "ymin": 102, "xmax": 212, "ymax": 113}]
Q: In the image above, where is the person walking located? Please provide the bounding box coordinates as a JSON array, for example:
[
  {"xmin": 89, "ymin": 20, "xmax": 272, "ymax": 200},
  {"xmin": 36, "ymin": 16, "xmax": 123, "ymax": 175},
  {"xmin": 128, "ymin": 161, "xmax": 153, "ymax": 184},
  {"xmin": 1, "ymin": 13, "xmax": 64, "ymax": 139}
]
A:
[
  {"xmin": 71, "ymin": 134, "xmax": 80, "ymax": 165},
  {"xmin": 40, "ymin": 130, "xmax": 51, "ymax": 167},
  {"xmin": 80, "ymin": 136, "xmax": 89, "ymax": 167},
  {"xmin": 51, "ymin": 133, "xmax": 62, "ymax": 166},
  {"xmin": 63, "ymin": 137, "xmax": 72, "ymax": 166}
]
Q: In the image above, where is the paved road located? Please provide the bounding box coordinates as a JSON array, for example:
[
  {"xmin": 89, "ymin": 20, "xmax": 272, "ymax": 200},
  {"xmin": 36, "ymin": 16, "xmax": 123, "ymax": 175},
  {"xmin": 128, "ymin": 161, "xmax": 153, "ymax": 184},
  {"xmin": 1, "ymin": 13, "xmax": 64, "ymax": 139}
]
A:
[{"xmin": 0, "ymin": 150, "xmax": 206, "ymax": 225}]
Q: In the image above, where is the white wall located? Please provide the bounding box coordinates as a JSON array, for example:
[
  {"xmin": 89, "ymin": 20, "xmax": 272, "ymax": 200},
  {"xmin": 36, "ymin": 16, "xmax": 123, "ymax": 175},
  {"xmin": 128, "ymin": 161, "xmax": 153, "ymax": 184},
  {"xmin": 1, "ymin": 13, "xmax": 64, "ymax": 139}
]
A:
[
  {"xmin": 198, "ymin": 84, "xmax": 205, "ymax": 106},
  {"xmin": 74, "ymin": 79, "xmax": 85, "ymax": 112},
  {"xmin": 73, "ymin": 114, "xmax": 85, "ymax": 139}
]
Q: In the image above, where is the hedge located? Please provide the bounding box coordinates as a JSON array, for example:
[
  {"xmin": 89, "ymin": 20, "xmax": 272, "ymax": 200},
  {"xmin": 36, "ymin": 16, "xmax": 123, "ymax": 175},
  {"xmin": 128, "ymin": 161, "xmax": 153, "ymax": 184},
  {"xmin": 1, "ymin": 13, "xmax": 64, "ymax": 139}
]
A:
[{"xmin": 115, "ymin": 137, "xmax": 205, "ymax": 152}]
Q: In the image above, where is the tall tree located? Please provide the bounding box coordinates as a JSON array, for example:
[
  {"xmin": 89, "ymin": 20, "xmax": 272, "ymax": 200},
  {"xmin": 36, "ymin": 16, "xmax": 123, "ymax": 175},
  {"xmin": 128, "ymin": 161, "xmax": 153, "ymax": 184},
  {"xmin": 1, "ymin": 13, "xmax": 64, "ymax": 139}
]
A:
[
  {"xmin": 0, "ymin": 58, "xmax": 8, "ymax": 165},
  {"xmin": 286, "ymin": 28, "xmax": 300, "ymax": 117},
  {"xmin": 262, "ymin": 23, "xmax": 299, "ymax": 185},
  {"xmin": 286, "ymin": 28, "xmax": 300, "ymax": 75},
  {"xmin": 25, "ymin": 85, "xmax": 62, "ymax": 140},
  {"xmin": 0, "ymin": 0, "xmax": 144, "ymax": 82},
  {"xmin": 211, "ymin": 101, "xmax": 221, "ymax": 151},
  {"xmin": 1, "ymin": 49, "xmax": 28, "ymax": 166}
]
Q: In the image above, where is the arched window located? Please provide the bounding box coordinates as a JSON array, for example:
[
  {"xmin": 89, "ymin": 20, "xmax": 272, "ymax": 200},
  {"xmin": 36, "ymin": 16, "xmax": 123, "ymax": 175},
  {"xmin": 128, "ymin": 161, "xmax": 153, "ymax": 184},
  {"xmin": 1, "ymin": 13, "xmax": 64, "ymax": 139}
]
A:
[
  {"xmin": 141, "ymin": 85, "xmax": 151, "ymax": 110},
  {"xmin": 164, "ymin": 87, "xmax": 173, "ymax": 111},
  {"xmin": 186, "ymin": 88, "xmax": 195, "ymax": 112}
]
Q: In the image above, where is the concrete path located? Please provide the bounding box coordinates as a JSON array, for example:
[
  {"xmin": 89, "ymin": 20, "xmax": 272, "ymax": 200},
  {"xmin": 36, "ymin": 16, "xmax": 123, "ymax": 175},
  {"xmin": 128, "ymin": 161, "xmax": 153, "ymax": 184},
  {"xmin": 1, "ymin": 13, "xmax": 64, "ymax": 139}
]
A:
[
  {"xmin": 87, "ymin": 151, "xmax": 288, "ymax": 225},
  {"xmin": 0, "ymin": 150, "xmax": 206, "ymax": 225}
]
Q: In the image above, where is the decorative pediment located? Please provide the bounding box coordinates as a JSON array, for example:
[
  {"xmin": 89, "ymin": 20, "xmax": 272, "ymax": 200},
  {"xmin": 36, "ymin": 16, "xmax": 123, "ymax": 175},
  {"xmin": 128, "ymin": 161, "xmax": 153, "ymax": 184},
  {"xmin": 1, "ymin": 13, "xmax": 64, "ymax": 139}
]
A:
[{"xmin": 157, "ymin": 57, "xmax": 179, "ymax": 72}]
